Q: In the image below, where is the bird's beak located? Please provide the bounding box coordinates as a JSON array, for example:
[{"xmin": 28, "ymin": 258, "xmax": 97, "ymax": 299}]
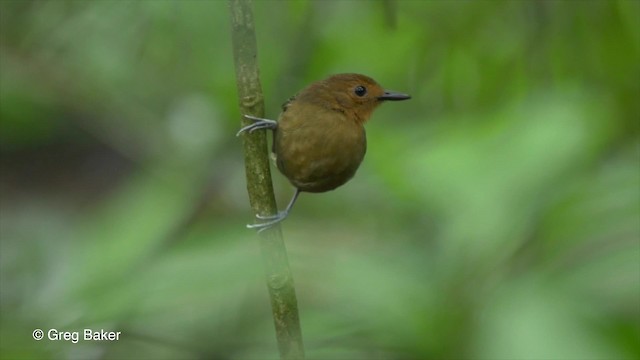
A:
[{"xmin": 378, "ymin": 91, "xmax": 411, "ymax": 101}]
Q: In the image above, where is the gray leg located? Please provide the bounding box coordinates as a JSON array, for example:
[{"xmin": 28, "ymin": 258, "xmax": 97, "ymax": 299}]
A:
[
  {"xmin": 247, "ymin": 189, "xmax": 301, "ymax": 230},
  {"xmin": 236, "ymin": 114, "xmax": 278, "ymax": 136}
]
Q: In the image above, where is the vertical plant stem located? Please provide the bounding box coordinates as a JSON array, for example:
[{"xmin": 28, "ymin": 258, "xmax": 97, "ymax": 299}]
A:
[{"xmin": 227, "ymin": 1, "xmax": 305, "ymax": 359}]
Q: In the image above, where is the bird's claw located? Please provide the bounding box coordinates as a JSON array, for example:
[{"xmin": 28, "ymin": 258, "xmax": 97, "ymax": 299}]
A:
[
  {"xmin": 246, "ymin": 211, "xmax": 288, "ymax": 231},
  {"xmin": 236, "ymin": 115, "xmax": 277, "ymax": 136},
  {"xmin": 244, "ymin": 187, "xmax": 299, "ymax": 232},
  {"xmin": 255, "ymin": 212, "xmax": 286, "ymax": 220}
]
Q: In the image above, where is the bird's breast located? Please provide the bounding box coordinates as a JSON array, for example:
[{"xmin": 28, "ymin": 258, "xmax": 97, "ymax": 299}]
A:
[{"xmin": 274, "ymin": 106, "xmax": 367, "ymax": 193}]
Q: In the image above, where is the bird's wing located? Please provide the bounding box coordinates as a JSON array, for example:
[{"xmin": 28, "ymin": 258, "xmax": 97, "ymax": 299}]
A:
[{"xmin": 281, "ymin": 95, "xmax": 297, "ymax": 112}]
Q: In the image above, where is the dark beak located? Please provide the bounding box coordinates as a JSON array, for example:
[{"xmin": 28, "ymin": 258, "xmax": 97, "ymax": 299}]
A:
[{"xmin": 378, "ymin": 91, "xmax": 411, "ymax": 101}]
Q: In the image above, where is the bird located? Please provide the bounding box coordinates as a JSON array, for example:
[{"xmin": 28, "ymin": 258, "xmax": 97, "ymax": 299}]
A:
[{"xmin": 237, "ymin": 73, "xmax": 411, "ymax": 229}]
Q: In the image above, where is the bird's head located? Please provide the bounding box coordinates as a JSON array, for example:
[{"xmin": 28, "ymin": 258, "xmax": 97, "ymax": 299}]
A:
[{"xmin": 318, "ymin": 73, "xmax": 411, "ymax": 124}]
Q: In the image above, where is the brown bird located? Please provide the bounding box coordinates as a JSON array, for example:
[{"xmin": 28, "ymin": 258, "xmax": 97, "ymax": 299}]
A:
[{"xmin": 238, "ymin": 73, "xmax": 411, "ymax": 229}]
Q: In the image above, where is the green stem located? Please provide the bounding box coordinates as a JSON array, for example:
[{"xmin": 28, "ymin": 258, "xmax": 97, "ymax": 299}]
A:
[{"xmin": 227, "ymin": 1, "xmax": 305, "ymax": 359}]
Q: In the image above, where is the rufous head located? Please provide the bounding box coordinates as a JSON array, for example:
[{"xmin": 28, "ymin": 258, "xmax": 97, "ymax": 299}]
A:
[{"xmin": 299, "ymin": 73, "xmax": 411, "ymax": 124}]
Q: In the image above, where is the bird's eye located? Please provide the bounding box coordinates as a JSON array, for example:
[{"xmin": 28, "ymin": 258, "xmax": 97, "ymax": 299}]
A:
[{"xmin": 354, "ymin": 85, "xmax": 367, "ymax": 97}]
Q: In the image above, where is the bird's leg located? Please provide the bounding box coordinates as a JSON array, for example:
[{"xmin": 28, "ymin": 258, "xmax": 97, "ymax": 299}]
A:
[
  {"xmin": 247, "ymin": 189, "xmax": 301, "ymax": 230},
  {"xmin": 238, "ymin": 113, "xmax": 287, "ymax": 231},
  {"xmin": 236, "ymin": 114, "xmax": 278, "ymax": 136}
]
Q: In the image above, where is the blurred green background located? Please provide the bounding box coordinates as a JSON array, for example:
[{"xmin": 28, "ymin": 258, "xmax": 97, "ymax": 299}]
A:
[{"xmin": 1, "ymin": 0, "xmax": 639, "ymax": 359}]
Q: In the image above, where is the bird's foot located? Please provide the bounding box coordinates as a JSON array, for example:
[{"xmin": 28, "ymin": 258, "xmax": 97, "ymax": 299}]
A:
[
  {"xmin": 246, "ymin": 211, "xmax": 289, "ymax": 231},
  {"xmin": 236, "ymin": 115, "xmax": 278, "ymax": 136}
]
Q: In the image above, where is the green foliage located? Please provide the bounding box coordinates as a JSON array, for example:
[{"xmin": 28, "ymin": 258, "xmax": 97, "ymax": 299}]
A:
[{"xmin": 1, "ymin": 1, "xmax": 638, "ymax": 359}]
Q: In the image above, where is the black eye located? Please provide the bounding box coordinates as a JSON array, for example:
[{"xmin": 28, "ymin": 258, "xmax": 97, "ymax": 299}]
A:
[{"xmin": 354, "ymin": 85, "xmax": 367, "ymax": 97}]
